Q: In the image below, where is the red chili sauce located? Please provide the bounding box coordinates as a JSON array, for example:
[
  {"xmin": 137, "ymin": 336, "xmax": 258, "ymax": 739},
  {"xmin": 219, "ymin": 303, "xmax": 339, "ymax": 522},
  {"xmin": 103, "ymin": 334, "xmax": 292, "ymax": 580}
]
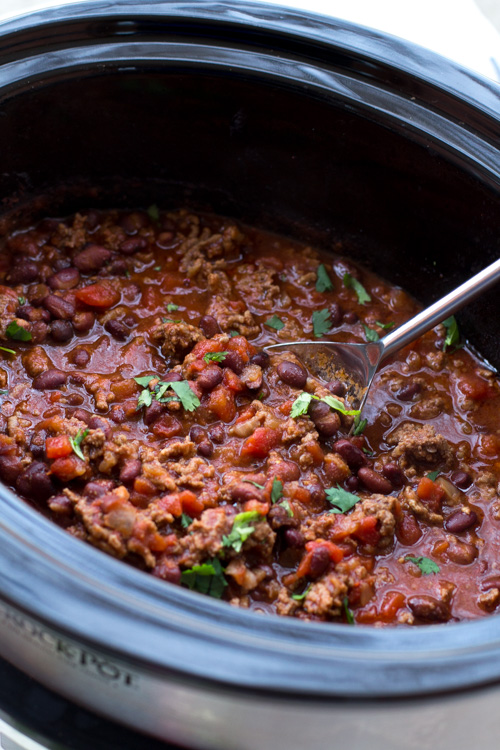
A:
[{"xmin": 0, "ymin": 208, "xmax": 499, "ymax": 626}]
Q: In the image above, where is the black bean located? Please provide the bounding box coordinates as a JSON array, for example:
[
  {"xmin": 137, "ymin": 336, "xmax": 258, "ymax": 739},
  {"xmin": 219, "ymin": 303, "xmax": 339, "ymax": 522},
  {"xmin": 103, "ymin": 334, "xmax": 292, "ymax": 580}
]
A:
[
  {"xmin": 48, "ymin": 267, "xmax": 80, "ymax": 290},
  {"xmin": 284, "ymin": 528, "xmax": 305, "ymax": 548},
  {"xmin": 51, "ymin": 320, "xmax": 73, "ymax": 342},
  {"xmin": 276, "ymin": 360, "xmax": 307, "ymax": 389},
  {"xmin": 43, "ymin": 294, "xmax": 75, "ymax": 320},
  {"xmin": 309, "ymin": 547, "xmax": 331, "ymax": 578},
  {"xmin": 72, "ymin": 311, "xmax": 95, "ymax": 333},
  {"xmin": 197, "ymin": 366, "xmax": 223, "ymax": 391},
  {"xmin": 345, "ymin": 475, "xmax": 359, "ymax": 492},
  {"xmin": 329, "ymin": 303, "xmax": 343, "ymax": 326},
  {"xmin": 71, "ymin": 347, "xmax": 90, "ymax": 367},
  {"xmin": 83, "ymin": 479, "xmax": 115, "ymax": 498},
  {"xmin": 268, "ymin": 505, "xmax": 290, "ymax": 529},
  {"xmin": 250, "ymin": 351, "xmax": 270, "ymax": 368},
  {"xmin": 33, "ymin": 369, "xmax": 67, "ymax": 390},
  {"xmin": 397, "ymin": 382, "xmax": 422, "ymax": 401},
  {"xmin": 343, "ymin": 311, "xmax": 358, "ymax": 324},
  {"xmin": 7, "ymin": 260, "xmax": 39, "ymax": 284},
  {"xmin": 119, "ymin": 236, "xmax": 147, "ymax": 255},
  {"xmin": 333, "ymin": 439, "xmax": 368, "ymax": 469},
  {"xmin": 119, "ymin": 459, "xmax": 142, "ymax": 484},
  {"xmin": 444, "ymin": 508, "xmax": 478, "ymax": 534},
  {"xmin": 16, "ymin": 462, "xmax": 54, "ymax": 502},
  {"xmin": 197, "ymin": 441, "xmax": 214, "ymax": 458},
  {"xmin": 209, "ymin": 424, "xmax": 225, "ymax": 444},
  {"xmin": 52, "ymin": 258, "xmax": 71, "ymax": 272},
  {"xmin": 327, "ymin": 379, "xmax": 346, "ymax": 397},
  {"xmin": 408, "ymin": 595, "xmax": 450, "ymax": 622},
  {"xmin": 357, "ymin": 466, "xmax": 392, "ymax": 495},
  {"xmin": 223, "ymin": 350, "xmax": 245, "ymax": 375},
  {"xmin": 73, "ymin": 244, "xmax": 111, "ymax": 272},
  {"xmin": 0, "ymin": 455, "xmax": 23, "ymax": 485},
  {"xmin": 143, "ymin": 400, "xmax": 166, "ymax": 425},
  {"xmin": 190, "ymin": 426, "xmax": 205, "ymax": 443},
  {"xmin": 308, "ymin": 400, "xmax": 340, "ymax": 437},
  {"xmin": 451, "ymin": 470, "xmax": 472, "ymax": 489},
  {"xmin": 199, "ymin": 315, "xmax": 220, "ymax": 338},
  {"xmin": 382, "ymin": 462, "xmax": 406, "ymax": 488},
  {"xmin": 104, "ymin": 319, "xmax": 128, "ymax": 340},
  {"xmin": 230, "ymin": 482, "xmax": 264, "ymax": 504}
]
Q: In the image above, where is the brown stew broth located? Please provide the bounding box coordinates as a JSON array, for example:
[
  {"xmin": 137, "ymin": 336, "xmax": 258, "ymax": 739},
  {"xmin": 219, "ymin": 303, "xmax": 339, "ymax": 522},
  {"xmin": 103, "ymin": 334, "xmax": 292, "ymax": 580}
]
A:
[{"xmin": 0, "ymin": 208, "xmax": 499, "ymax": 626}]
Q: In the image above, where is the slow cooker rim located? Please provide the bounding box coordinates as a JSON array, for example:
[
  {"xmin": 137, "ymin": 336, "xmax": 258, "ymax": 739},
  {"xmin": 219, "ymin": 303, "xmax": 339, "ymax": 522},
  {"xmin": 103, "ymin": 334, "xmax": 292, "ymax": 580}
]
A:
[{"xmin": 0, "ymin": 0, "xmax": 500, "ymax": 701}]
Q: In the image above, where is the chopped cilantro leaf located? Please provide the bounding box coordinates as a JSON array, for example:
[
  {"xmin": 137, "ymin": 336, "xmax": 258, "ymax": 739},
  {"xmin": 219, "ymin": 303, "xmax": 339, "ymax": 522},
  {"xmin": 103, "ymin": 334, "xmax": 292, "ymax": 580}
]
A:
[
  {"xmin": 135, "ymin": 377, "xmax": 199, "ymax": 412},
  {"xmin": 147, "ymin": 204, "xmax": 160, "ymax": 223},
  {"xmin": 17, "ymin": 296, "xmax": 26, "ymax": 306},
  {"xmin": 292, "ymin": 584, "xmax": 311, "ymax": 601},
  {"xmin": 166, "ymin": 303, "xmax": 179, "ymax": 312},
  {"xmin": 375, "ymin": 320, "xmax": 395, "ymax": 330},
  {"xmin": 180, "ymin": 513, "xmax": 193, "ymax": 529},
  {"xmin": 312, "ymin": 308, "xmax": 331, "ymax": 338},
  {"xmin": 180, "ymin": 558, "xmax": 227, "ymax": 598},
  {"xmin": 343, "ymin": 273, "xmax": 371, "ymax": 305},
  {"xmin": 265, "ymin": 315, "xmax": 285, "ymax": 331},
  {"xmin": 223, "ymin": 510, "xmax": 262, "ymax": 553},
  {"xmin": 69, "ymin": 428, "xmax": 89, "ymax": 461},
  {"xmin": 362, "ymin": 324, "xmax": 380, "ymax": 342},
  {"xmin": 243, "ymin": 480, "xmax": 264, "ymax": 490},
  {"xmin": 154, "ymin": 266, "xmax": 161, "ymax": 271},
  {"xmin": 280, "ymin": 498, "xmax": 294, "ymax": 517},
  {"xmin": 442, "ymin": 315, "xmax": 460, "ymax": 351},
  {"xmin": 134, "ymin": 376, "xmax": 154, "ymax": 388},
  {"xmin": 321, "ymin": 395, "xmax": 360, "ymax": 417},
  {"xmin": 203, "ymin": 351, "xmax": 228, "ymax": 364},
  {"xmin": 290, "ymin": 391, "xmax": 316, "ymax": 418},
  {"xmin": 405, "ymin": 556, "xmax": 440, "ymax": 575},
  {"xmin": 0, "ymin": 346, "xmax": 16, "ymax": 355},
  {"xmin": 6, "ymin": 321, "xmax": 32, "ymax": 342},
  {"xmin": 169, "ymin": 381, "xmax": 200, "ymax": 412},
  {"xmin": 343, "ymin": 597, "xmax": 355, "ymax": 625},
  {"xmin": 326, "ymin": 485, "xmax": 361, "ymax": 514},
  {"xmin": 316, "ymin": 264, "xmax": 333, "ymax": 292},
  {"xmin": 162, "ymin": 318, "xmax": 182, "ymax": 324},
  {"xmin": 0, "ymin": 389, "xmax": 8, "ymax": 395},
  {"xmin": 230, "ymin": 330, "xmax": 239, "ymax": 337},
  {"xmin": 352, "ymin": 416, "xmax": 368, "ymax": 435},
  {"xmin": 426, "ymin": 470, "xmax": 440, "ymax": 481},
  {"xmin": 271, "ymin": 478, "xmax": 283, "ymax": 504}
]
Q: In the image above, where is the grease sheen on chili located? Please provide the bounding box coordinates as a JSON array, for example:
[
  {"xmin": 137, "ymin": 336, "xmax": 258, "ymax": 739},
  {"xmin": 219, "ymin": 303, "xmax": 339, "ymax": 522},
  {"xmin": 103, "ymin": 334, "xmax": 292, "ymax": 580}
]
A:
[{"xmin": 1, "ymin": 207, "xmax": 499, "ymax": 626}]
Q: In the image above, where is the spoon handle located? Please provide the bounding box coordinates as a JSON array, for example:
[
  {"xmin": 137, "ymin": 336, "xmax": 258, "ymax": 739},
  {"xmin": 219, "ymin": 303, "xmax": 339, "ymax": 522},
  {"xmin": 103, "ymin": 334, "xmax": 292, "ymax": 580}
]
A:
[{"xmin": 380, "ymin": 258, "xmax": 500, "ymax": 361}]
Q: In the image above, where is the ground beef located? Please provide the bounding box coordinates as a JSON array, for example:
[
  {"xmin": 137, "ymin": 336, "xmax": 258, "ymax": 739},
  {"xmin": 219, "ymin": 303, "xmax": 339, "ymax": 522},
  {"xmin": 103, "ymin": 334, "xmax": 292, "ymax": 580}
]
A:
[{"xmin": 388, "ymin": 423, "xmax": 454, "ymax": 475}]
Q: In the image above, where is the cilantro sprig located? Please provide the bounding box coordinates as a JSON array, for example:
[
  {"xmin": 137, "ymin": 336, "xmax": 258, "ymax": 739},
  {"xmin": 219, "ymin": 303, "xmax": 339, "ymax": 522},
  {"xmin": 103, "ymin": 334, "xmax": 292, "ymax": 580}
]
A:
[
  {"xmin": 426, "ymin": 470, "xmax": 440, "ymax": 481},
  {"xmin": 203, "ymin": 351, "xmax": 228, "ymax": 364},
  {"xmin": 362, "ymin": 324, "xmax": 380, "ymax": 343},
  {"xmin": 69, "ymin": 428, "xmax": 89, "ymax": 461},
  {"xmin": 343, "ymin": 273, "xmax": 371, "ymax": 305},
  {"xmin": 0, "ymin": 346, "xmax": 15, "ymax": 355},
  {"xmin": 222, "ymin": 511, "xmax": 262, "ymax": 553},
  {"xmin": 315, "ymin": 264, "xmax": 333, "ymax": 292},
  {"xmin": 290, "ymin": 392, "xmax": 360, "ymax": 419},
  {"xmin": 147, "ymin": 204, "xmax": 160, "ymax": 223},
  {"xmin": 270, "ymin": 478, "xmax": 293, "ymax": 517},
  {"xmin": 134, "ymin": 376, "xmax": 200, "ymax": 412},
  {"xmin": 326, "ymin": 485, "xmax": 361, "ymax": 514},
  {"xmin": 181, "ymin": 558, "xmax": 227, "ymax": 598},
  {"xmin": 166, "ymin": 303, "xmax": 179, "ymax": 312},
  {"xmin": 292, "ymin": 584, "xmax": 311, "ymax": 601},
  {"xmin": 404, "ymin": 556, "xmax": 440, "ymax": 575},
  {"xmin": 343, "ymin": 597, "xmax": 355, "ymax": 625},
  {"xmin": 265, "ymin": 315, "xmax": 285, "ymax": 331},
  {"xmin": 6, "ymin": 321, "xmax": 32, "ymax": 342},
  {"xmin": 312, "ymin": 308, "xmax": 331, "ymax": 338},
  {"xmin": 442, "ymin": 316, "xmax": 460, "ymax": 352},
  {"xmin": 352, "ymin": 415, "xmax": 368, "ymax": 435}
]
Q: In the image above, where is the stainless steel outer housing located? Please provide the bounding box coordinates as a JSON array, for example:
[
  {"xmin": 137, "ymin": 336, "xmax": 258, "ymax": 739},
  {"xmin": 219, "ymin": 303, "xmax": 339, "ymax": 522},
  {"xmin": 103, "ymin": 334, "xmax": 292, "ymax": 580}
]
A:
[{"xmin": 0, "ymin": 2, "xmax": 500, "ymax": 748}]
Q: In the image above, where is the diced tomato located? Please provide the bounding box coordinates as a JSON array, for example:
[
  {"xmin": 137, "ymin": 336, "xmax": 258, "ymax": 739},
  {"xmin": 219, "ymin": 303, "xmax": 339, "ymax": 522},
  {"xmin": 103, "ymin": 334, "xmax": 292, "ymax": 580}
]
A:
[
  {"xmin": 457, "ymin": 373, "xmax": 496, "ymax": 401},
  {"xmin": 45, "ymin": 435, "xmax": 73, "ymax": 459},
  {"xmin": 278, "ymin": 400, "xmax": 293, "ymax": 416},
  {"xmin": 146, "ymin": 532, "xmax": 169, "ymax": 553},
  {"xmin": 417, "ymin": 476, "xmax": 445, "ymax": 513},
  {"xmin": 49, "ymin": 455, "xmax": 87, "ymax": 481},
  {"xmin": 295, "ymin": 540, "xmax": 344, "ymax": 578},
  {"xmin": 111, "ymin": 378, "xmax": 140, "ymax": 402},
  {"xmin": 207, "ymin": 385, "xmax": 236, "ymax": 423},
  {"xmin": 158, "ymin": 493, "xmax": 183, "ymax": 517},
  {"xmin": 223, "ymin": 368, "xmax": 244, "ymax": 393},
  {"xmin": 178, "ymin": 490, "xmax": 204, "ymax": 518},
  {"xmin": 184, "ymin": 358, "xmax": 206, "ymax": 380},
  {"xmin": 305, "ymin": 441, "xmax": 324, "ymax": 466},
  {"xmin": 133, "ymin": 476, "xmax": 157, "ymax": 497},
  {"xmin": 189, "ymin": 338, "xmax": 224, "ymax": 361},
  {"xmin": 243, "ymin": 499, "xmax": 270, "ymax": 515},
  {"xmin": 227, "ymin": 334, "xmax": 256, "ymax": 362},
  {"xmin": 151, "ymin": 415, "xmax": 183, "ymax": 439},
  {"xmin": 379, "ymin": 591, "xmax": 405, "ymax": 621},
  {"xmin": 233, "ymin": 406, "xmax": 256, "ymax": 425},
  {"xmin": 353, "ymin": 516, "xmax": 380, "ymax": 546},
  {"xmin": 290, "ymin": 486, "xmax": 311, "ymax": 505},
  {"xmin": 75, "ymin": 283, "xmax": 120, "ymax": 309},
  {"xmin": 241, "ymin": 427, "xmax": 281, "ymax": 458},
  {"xmin": 0, "ymin": 435, "xmax": 15, "ymax": 456}
]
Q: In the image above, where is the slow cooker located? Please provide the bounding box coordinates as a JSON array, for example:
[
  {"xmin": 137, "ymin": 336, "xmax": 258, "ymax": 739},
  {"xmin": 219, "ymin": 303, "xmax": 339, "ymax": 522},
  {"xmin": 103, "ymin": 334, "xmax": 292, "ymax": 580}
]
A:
[{"xmin": 0, "ymin": 2, "xmax": 499, "ymax": 748}]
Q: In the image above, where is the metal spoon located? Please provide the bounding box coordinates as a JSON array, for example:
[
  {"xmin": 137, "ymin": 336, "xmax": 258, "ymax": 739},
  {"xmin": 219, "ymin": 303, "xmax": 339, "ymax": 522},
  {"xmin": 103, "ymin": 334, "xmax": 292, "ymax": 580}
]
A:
[{"xmin": 266, "ymin": 258, "xmax": 500, "ymax": 411}]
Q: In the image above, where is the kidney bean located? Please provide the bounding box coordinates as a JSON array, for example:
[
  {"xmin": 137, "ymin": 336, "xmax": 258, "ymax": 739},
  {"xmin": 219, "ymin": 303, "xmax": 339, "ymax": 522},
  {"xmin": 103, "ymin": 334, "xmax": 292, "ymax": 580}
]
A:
[
  {"xmin": 450, "ymin": 470, "xmax": 472, "ymax": 489},
  {"xmin": 199, "ymin": 315, "xmax": 220, "ymax": 338},
  {"xmin": 326, "ymin": 379, "xmax": 346, "ymax": 397},
  {"xmin": 224, "ymin": 350, "xmax": 245, "ymax": 375},
  {"xmin": 408, "ymin": 595, "xmax": 450, "ymax": 622},
  {"xmin": 268, "ymin": 505, "xmax": 290, "ymax": 529},
  {"xmin": 0, "ymin": 455, "xmax": 23, "ymax": 484},
  {"xmin": 31, "ymin": 321, "xmax": 49, "ymax": 344},
  {"xmin": 382, "ymin": 462, "xmax": 406, "ymax": 488},
  {"xmin": 197, "ymin": 365, "xmax": 223, "ymax": 391},
  {"xmin": 83, "ymin": 479, "xmax": 115, "ymax": 498},
  {"xmin": 308, "ymin": 400, "xmax": 340, "ymax": 437},
  {"xmin": 397, "ymin": 382, "xmax": 421, "ymax": 401},
  {"xmin": 189, "ymin": 426, "xmax": 205, "ymax": 444},
  {"xmin": 269, "ymin": 460, "xmax": 300, "ymax": 482},
  {"xmin": 71, "ymin": 347, "xmax": 90, "ymax": 367},
  {"xmin": 230, "ymin": 482, "xmax": 264, "ymax": 504},
  {"xmin": 357, "ymin": 467, "xmax": 392, "ymax": 494},
  {"xmin": 197, "ymin": 441, "xmax": 214, "ymax": 457},
  {"xmin": 16, "ymin": 461, "xmax": 55, "ymax": 502},
  {"xmin": 209, "ymin": 424, "xmax": 225, "ymax": 444},
  {"xmin": 119, "ymin": 236, "xmax": 147, "ymax": 255},
  {"xmin": 17, "ymin": 305, "xmax": 49, "ymax": 323},
  {"xmin": 106, "ymin": 259, "xmax": 128, "ymax": 276},
  {"xmin": 72, "ymin": 311, "xmax": 95, "ymax": 333},
  {"xmin": 446, "ymin": 540, "xmax": 477, "ymax": 565},
  {"xmin": 104, "ymin": 318, "xmax": 129, "ymax": 340},
  {"xmin": 309, "ymin": 546, "xmax": 331, "ymax": 578},
  {"xmin": 119, "ymin": 459, "xmax": 142, "ymax": 484},
  {"xmin": 73, "ymin": 408, "xmax": 92, "ymax": 425},
  {"xmin": 333, "ymin": 439, "xmax": 367, "ymax": 469},
  {"xmin": 43, "ymin": 294, "xmax": 75, "ymax": 320},
  {"xmin": 481, "ymin": 575, "xmax": 500, "ymax": 592},
  {"xmin": 33, "ymin": 369, "xmax": 67, "ymax": 390},
  {"xmin": 163, "ymin": 371, "xmax": 183, "ymax": 382},
  {"xmin": 345, "ymin": 475, "xmax": 359, "ymax": 492},
  {"xmin": 48, "ymin": 267, "xmax": 80, "ymax": 290},
  {"xmin": 7, "ymin": 260, "xmax": 39, "ymax": 284},
  {"xmin": 276, "ymin": 360, "xmax": 307, "ymax": 389},
  {"xmin": 250, "ymin": 351, "xmax": 270, "ymax": 368},
  {"xmin": 284, "ymin": 528, "xmax": 305, "ymax": 548},
  {"xmin": 88, "ymin": 416, "xmax": 112, "ymax": 438},
  {"xmin": 444, "ymin": 508, "xmax": 478, "ymax": 533},
  {"xmin": 343, "ymin": 311, "xmax": 358, "ymax": 324},
  {"xmin": 73, "ymin": 244, "xmax": 111, "ymax": 272},
  {"xmin": 308, "ymin": 483, "xmax": 326, "ymax": 504},
  {"xmin": 51, "ymin": 320, "xmax": 73, "ymax": 342},
  {"xmin": 329, "ymin": 303, "xmax": 343, "ymax": 326},
  {"xmin": 121, "ymin": 211, "xmax": 148, "ymax": 234}
]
